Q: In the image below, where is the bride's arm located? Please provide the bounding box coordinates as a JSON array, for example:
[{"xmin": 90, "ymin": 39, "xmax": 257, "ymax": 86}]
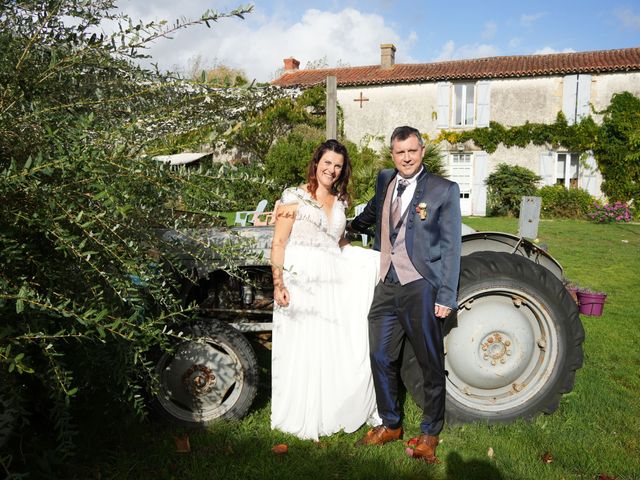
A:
[{"xmin": 271, "ymin": 203, "xmax": 297, "ymax": 307}]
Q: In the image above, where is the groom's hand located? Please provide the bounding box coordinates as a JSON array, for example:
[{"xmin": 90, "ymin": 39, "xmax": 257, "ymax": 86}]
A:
[{"xmin": 434, "ymin": 304, "xmax": 451, "ymax": 318}]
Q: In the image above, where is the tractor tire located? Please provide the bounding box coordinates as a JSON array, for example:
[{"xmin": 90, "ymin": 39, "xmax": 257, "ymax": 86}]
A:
[
  {"xmin": 401, "ymin": 251, "xmax": 584, "ymax": 423},
  {"xmin": 153, "ymin": 319, "xmax": 258, "ymax": 427}
]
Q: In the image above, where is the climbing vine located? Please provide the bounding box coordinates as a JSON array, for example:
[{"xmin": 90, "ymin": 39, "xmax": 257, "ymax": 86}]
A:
[
  {"xmin": 592, "ymin": 92, "xmax": 640, "ymax": 206},
  {"xmin": 436, "ymin": 91, "xmax": 640, "ymax": 207},
  {"xmin": 436, "ymin": 112, "xmax": 599, "ymax": 154}
]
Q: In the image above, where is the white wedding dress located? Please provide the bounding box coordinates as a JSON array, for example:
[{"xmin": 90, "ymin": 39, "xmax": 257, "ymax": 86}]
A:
[{"xmin": 270, "ymin": 187, "xmax": 381, "ymax": 440}]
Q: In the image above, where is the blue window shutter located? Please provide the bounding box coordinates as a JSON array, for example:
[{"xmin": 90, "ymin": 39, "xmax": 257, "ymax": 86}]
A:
[
  {"xmin": 577, "ymin": 74, "xmax": 592, "ymax": 121},
  {"xmin": 437, "ymin": 82, "xmax": 450, "ymax": 128},
  {"xmin": 472, "ymin": 151, "xmax": 488, "ymax": 216},
  {"xmin": 476, "ymin": 81, "xmax": 490, "ymax": 127},
  {"xmin": 562, "ymin": 75, "xmax": 578, "ymax": 125},
  {"xmin": 539, "ymin": 152, "xmax": 555, "ymax": 186}
]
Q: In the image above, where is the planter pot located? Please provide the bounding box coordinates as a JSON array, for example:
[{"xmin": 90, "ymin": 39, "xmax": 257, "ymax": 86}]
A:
[
  {"xmin": 565, "ymin": 285, "xmax": 579, "ymax": 304},
  {"xmin": 576, "ymin": 290, "xmax": 607, "ymax": 317}
]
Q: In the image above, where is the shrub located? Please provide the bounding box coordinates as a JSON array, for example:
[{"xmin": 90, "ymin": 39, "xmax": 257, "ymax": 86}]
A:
[
  {"xmin": 588, "ymin": 201, "xmax": 633, "ymax": 223},
  {"xmin": 263, "ymin": 125, "xmax": 326, "ymax": 190},
  {"xmin": 0, "ymin": 2, "xmax": 259, "ymax": 475},
  {"xmin": 349, "ymin": 142, "xmax": 387, "ymax": 208},
  {"xmin": 486, "ymin": 164, "xmax": 541, "ymax": 216},
  {"xmin": 537, "ymin": 185, "xmax": 595, "ymax": 219}
]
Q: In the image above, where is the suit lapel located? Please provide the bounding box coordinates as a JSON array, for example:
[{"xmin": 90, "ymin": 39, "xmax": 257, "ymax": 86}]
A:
[
  {"xmin": 405, "ymin": 167, "xmax": 428, "ymax": 257},
  {"xmin": 377, "ymin": 170, "xmax": 397, "ymax": 228}
]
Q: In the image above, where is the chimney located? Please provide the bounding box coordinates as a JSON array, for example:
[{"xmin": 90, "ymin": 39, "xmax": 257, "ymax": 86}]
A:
[
  {"xmin": 283, "ymin": 57, "xmax": 300, "ymax": 72},
  {"xmin": 380, "ymin": 44, "xmax": 396, "ymax": 69}
]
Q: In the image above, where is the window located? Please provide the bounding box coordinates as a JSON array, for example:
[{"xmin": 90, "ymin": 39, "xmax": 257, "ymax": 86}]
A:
[
  {"xmin": 450, "ymin": 153, "xmax": 472, "ymax": 199},
  {"xmin": 453, "ymin": 83, "xmax": 475, "ymax": 126},
  {"xmin": 437, "ymin": 81, "xmax": 488, "ymax": 129},
  {"xmin": 556, "ymin": 153, "xmax": 579, "ymax": 188}
]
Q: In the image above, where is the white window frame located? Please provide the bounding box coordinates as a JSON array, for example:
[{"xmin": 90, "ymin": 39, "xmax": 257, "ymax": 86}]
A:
[
  {"xmin": 452, "ymin": 83, "xmax": 476, "ymax": 127},
  {"xmin": 555, "ymin": 152, "xmax": 580, "ymax": 188}
]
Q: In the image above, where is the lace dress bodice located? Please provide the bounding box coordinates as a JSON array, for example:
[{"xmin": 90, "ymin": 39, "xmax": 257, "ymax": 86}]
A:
[{"xmin": 280, "ymin": 187, "xmax": 346, "ymax": 249}]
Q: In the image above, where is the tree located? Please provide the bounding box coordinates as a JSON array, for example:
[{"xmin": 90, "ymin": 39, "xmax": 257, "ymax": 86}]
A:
[
  {"xmin": 0, "ymin": 1, "xmax": 264, "ymax": 475},
  {"xmin": 222, "ymin": 84, "xmax": 326, "ymax": 162},
  {"xmin": 264, "ymin": 125, "xmax": 326, "ymax": 190},
  {"xmin": 184, "ymin": 54, "xmax": 249, "ymax": 86}
]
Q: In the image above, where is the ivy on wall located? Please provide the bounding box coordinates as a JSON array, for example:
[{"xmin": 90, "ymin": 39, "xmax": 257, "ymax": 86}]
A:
[
  {"xmin": 592, "ymin": 92, "xmax": 640, "ymax": 205},
  {"xmin": 436, "ymin": 112, "xmax": 599, "ymax": 154},
  {"xmin": 435, "ymin": 91, "xmax": 640, "ymax": 206}
]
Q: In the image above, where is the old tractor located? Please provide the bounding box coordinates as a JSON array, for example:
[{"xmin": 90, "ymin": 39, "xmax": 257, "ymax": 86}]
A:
[{"xmin": 153, "ymin": 224, "xmax": 584, "ymax": 426}]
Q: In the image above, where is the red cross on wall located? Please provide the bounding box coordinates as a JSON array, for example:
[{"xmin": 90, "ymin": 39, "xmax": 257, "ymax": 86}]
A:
[{"xmin": 354, "ymin": 92, "xmax": 369, "ymax": 108}]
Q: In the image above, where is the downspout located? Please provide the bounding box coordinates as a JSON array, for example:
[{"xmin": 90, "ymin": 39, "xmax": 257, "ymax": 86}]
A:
[{"xmin": 574, "ymin": 74, "xmax": 580, "ymax": 124}]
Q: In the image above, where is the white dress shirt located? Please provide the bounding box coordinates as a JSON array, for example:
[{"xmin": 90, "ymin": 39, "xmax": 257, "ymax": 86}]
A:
[{"xmin": 392, "ymin": 166, "xmax": 423, "ymax": 215}]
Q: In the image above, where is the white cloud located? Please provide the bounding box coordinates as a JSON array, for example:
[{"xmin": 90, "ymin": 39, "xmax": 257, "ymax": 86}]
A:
[
  {"xmin": 614, "ymin": 7, "xmax": 640, "ymax": 30},
  {"xmin": 434, "ymin": 40, "xmax": 499, "ymax": 61},
  {"xmin": 481, "ymin": 21, "xmax": 497, "ymax": 40},
  {"xmin": 508, "ymin": 37, "xmax": 521, "ymax": 49},
  {"xmin": 520, "ymin": 12, "xmax": 545, "ymax": 27},
  {"xmin": 407, "ymin": 31, "xmax": 418, "ymax": 47},
  {"xmin": 533, "ymin": 46, "xmax": 576, "ymax": 55},
  {"xmin": 115, "ymin": 3, "xmax": 416, "ymax": 81}
]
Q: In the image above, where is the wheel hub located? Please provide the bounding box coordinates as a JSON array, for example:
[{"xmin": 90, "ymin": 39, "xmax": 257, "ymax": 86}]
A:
[
  {"xmin": 445, "ymin": 286, "xmax": 559, "ymax": 412},
  {"xmin": 182, "ymin": 364, "xmax": 216, "ymax": 396},
  {"xmin": 481, "ymin": 332, "xmax": 512, "ymax": 366}
]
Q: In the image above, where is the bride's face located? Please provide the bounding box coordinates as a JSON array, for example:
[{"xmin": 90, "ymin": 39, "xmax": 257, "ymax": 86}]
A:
[{"xmin": 315, "ymin": 150, "xmax": 344, "ymax": 190}]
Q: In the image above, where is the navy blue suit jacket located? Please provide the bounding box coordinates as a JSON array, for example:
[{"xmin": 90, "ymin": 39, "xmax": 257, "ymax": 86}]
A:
[{"xmin": 351, "ymin": 167, "xmax": 462, "ymax": 309}]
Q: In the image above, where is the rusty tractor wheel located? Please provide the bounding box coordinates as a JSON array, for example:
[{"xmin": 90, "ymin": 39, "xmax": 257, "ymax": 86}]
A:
[
  {"xmin": 153, "ymin": 319, "xmax": 258, "ymax": 427},
  {"xmin": 401, "ymin": 251, "xmax": 584, "ymax": 423}
]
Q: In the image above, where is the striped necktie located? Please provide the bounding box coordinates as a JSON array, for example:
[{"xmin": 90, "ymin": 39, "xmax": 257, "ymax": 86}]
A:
[{"xmin": 391, "ymin": 178, "xmax": 409, "ymax": 228}]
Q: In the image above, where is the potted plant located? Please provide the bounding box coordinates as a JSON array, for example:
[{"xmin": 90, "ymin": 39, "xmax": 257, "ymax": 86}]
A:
[
  {"xmin": 564, "ymin": 282, "xmax": 580, "ymax": 304},
  {"xmin": 576, "ymin": 287, "xmax": 607, "ymax": 317}
]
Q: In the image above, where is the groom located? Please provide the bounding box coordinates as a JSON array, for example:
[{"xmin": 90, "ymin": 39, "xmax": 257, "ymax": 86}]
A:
[{"xmin": 349, "ymin": 126, "xmax": 461, "ymax": 463}]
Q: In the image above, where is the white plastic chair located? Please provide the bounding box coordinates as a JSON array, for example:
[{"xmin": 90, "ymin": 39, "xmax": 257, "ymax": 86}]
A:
[
  {"xmin": 255, "ymin": 200, "xmax": 281, "ymax": 226},
  {"xmin": 234, "ymin": 199, "xmax": 269, "ymax": 227},
  {"xmin": 248, "ymin": 199, "xmax": 269, "ymax": 225},
  {"xmin": 233, "ymin": 210, "xmax": 251, "ymax": 226},
  {"xmin": 354, "ymin": 203, "xmax": 369, "ymax": 246}
]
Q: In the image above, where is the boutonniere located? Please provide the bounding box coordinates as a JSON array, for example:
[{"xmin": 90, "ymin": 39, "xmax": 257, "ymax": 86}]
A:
[{"xmin": 416, "ymin": 202, "xmax": 427, "ymax": 220}]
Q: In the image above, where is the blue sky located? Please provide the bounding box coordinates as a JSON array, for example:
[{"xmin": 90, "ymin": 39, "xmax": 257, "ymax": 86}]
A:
[{"xmin": 117, "ymin": 0, "xmax": 640, "ymax": 81}]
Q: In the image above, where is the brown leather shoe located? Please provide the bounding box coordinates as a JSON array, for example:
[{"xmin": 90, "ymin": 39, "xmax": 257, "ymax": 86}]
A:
[
  {"xmin": 355, "ymin": 425, "xmax": 403, "ymax": 446},
  {"xmin": 412, "ymin": 434, "xmax": 440, "ymax": 463}
]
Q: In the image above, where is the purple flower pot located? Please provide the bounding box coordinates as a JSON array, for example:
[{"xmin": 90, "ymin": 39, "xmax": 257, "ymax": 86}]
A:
[{"xmin": 576, "ymin": 290, "xmax": 607, "ymax": 317}]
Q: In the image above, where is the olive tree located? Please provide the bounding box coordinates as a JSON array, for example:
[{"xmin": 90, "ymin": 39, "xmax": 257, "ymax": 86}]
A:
[{"xmin": 0, "ymin": 1, "xmax": 287, "ymax": 474}]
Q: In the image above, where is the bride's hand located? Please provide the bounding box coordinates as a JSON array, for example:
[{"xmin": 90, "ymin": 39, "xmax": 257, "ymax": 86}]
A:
[{"xmin": 274, "ymin": 285, "xmax": 290, "ymax": 307}]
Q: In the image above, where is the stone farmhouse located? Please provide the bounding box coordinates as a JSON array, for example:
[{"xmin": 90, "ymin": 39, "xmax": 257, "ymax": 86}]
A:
[{"xmin": 272, "ymin": 45, "xmax": 640, "ymax": 216}]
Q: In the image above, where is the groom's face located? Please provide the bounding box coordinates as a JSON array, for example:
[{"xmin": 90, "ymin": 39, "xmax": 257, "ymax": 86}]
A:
[{"xmin": 391, "ymin": 135, "xmax": 424, "ymax": 179}]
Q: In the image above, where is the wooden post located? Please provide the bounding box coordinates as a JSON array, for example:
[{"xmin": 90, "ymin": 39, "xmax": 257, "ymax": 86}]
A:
[{"xmin": 326, "ymin": 76, "xmax": 337, "ymax": 140}]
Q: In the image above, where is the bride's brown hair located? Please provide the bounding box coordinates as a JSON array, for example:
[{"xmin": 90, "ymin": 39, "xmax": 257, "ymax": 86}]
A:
[{"xmin": 306, "ymin": 139, "xmax": 351, "ymax": 203}]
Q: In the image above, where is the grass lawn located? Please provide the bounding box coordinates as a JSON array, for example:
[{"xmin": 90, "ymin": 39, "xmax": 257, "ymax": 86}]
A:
[{"xmin": 70, "ymin": 218, "xmax": 640, "ymax": 480}]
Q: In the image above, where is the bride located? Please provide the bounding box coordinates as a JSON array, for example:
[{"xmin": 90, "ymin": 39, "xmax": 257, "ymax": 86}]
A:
[{"xmin": 270, "ymin": 139, "xmax": 380, "ymax": 440}]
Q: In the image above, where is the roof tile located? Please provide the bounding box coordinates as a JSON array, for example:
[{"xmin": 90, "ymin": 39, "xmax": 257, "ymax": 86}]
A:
[{"xmin": 272, "ymin": 47, "xmax": 640, "ymax": 87}]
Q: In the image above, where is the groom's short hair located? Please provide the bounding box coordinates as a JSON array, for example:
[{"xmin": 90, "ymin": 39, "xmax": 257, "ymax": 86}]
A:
[{"xmin": 390, "ymin": 126, "xmax": 424, "ymax": 149}]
